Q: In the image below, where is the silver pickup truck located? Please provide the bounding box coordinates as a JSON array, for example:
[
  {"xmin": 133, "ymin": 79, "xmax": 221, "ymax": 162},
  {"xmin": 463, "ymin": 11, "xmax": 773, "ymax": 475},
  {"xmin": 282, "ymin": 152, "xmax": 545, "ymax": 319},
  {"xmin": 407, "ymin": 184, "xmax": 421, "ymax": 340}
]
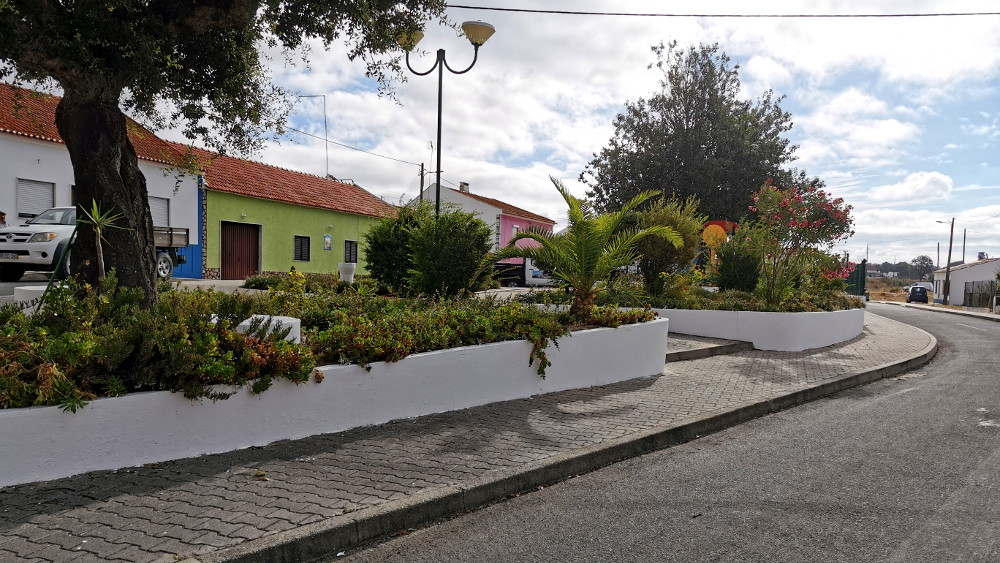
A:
[{"xmin": 0, "ymin": 207, "xmax": 188, "ymax": 282}]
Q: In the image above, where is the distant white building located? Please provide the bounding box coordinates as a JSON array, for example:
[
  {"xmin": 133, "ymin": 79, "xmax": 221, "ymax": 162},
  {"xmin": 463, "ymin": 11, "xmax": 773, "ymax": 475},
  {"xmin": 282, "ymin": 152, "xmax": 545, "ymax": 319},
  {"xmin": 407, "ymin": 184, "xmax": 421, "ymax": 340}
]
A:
[{"xmin": 932, "ymin": 258, "xmax": 1000, "ymax": 306}]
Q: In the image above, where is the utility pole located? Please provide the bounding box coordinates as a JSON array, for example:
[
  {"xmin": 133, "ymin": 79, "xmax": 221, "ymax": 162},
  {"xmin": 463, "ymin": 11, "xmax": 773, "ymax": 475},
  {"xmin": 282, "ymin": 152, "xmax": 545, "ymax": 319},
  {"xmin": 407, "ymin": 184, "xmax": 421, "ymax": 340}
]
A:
[
  {"xmin": 962, "ymin": 228, "xmax": 966, "ymax": 263},
  {"xmin": 418, "ymin": 163, "xmax": 425, "ymax": 204},
  {"xmin": 938, "ymin": 218, "xmax": 955, "ymax": 305}
]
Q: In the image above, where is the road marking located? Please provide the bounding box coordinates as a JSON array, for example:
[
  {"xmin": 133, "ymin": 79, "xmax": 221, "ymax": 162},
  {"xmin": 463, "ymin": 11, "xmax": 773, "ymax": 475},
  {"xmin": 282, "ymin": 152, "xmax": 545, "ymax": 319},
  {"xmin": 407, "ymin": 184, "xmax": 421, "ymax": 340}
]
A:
[
  {"xmin": 979, "ymin": 420, "xmax": 1000, "ymax": 427},
  {"xmin": 955, "ymin": 323, "xmax": 987, "ymax": 332}
]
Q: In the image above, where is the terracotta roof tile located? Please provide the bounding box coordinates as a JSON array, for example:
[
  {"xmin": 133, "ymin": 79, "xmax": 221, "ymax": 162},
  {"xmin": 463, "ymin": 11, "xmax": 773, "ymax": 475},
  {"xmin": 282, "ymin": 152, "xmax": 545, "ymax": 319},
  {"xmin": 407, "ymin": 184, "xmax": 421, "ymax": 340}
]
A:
[
  {"xmin": 0, "ymin": 83, "xmax": 185, "ymax": 166},
  {"xmin": 449, "ymin": 188, "xmax": 555, "ymax": 224},
  {"xmin": 171, "ymin": 143, "xmax": 395, "ymax": 218}
]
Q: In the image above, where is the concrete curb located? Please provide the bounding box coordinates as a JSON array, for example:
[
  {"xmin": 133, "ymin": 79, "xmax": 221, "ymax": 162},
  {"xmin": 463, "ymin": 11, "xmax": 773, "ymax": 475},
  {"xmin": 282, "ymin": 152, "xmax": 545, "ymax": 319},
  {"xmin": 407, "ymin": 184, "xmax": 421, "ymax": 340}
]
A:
[
  {"xmin": 194, "ymin": 324, "xmax": 939, "ymax": 563},
  {"xmin": 665, "ymin": 341, "xmax": 754, "ymax": 362},
  {"xmin": 875, "ymin": 300, "xmax": 1000, "ymax": 323}
]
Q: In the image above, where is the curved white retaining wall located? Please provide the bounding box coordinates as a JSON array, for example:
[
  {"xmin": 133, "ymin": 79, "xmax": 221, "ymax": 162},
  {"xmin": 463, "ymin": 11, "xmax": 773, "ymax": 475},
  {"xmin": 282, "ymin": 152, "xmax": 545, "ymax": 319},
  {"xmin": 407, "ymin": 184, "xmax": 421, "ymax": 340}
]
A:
[
  {"xmin": 0, "ymin": 318, "xmax": 668, "ymax": 488},
  {"xmin": 657, "ymin": 308, "xmax": 864, "ymax": 352}
]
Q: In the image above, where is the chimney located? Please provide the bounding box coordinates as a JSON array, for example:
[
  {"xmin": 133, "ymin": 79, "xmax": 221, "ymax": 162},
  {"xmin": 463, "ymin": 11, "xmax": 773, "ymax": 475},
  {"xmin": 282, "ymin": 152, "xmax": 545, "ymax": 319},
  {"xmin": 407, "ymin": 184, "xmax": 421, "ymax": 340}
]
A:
[{"xmin": 459, "ymin": 182, "xmax": 470, "ymax": 193}]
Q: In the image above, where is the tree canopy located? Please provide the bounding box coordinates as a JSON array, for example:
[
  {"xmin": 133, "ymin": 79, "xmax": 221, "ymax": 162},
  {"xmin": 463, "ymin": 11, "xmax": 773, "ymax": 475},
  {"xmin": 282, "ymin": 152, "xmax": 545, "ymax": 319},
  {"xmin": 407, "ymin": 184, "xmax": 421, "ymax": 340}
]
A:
[
  {"xmin": 581, "ymin": 41, "xmax": 799, "ymax": 221},
  {"xmin": 0, "ymin": 0, "xmax": 446, "ymax": 303},
  {"xmin": 910, "ymin": 255, "xmax": 935, "ymax": 280}
]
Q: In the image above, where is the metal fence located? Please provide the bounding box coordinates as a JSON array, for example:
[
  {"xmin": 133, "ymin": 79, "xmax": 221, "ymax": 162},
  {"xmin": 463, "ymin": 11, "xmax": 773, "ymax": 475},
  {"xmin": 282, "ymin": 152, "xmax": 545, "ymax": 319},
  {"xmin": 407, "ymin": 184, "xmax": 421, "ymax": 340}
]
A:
[{"xmin": 964, "ymin": 280, "xmax": 998, "ymax": 308}]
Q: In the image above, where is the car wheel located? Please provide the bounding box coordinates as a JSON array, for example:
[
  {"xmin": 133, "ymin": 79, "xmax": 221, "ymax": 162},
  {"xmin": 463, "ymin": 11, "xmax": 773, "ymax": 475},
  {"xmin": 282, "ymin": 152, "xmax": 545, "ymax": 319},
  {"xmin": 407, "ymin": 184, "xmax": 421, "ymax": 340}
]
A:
[
  {"xmin": 155, "ymin": 253, "xmax": 173, "ymax": 280},
  {"xmin": 0, "ymin": 265, "xmax": 25, "ymax": 282},
  {"xmin": 55, "ymin": 247, "xmax": 71, "ymax": 280}
]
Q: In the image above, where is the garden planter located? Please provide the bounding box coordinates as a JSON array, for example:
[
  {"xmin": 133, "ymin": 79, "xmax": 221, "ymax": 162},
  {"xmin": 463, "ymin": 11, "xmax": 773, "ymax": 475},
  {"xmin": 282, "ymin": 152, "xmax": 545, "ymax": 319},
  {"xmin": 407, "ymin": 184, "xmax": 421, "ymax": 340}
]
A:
[
  {"xmin": 0, "ymin": 318, "xmax": 668, "ymax": 488},
  {"xmin": 338, "ymin": 262, "xmax": 356, "ymax": 283},
  {"xmin": 656, "ymin": 308, "xmax": 863, "ymax": 352}
]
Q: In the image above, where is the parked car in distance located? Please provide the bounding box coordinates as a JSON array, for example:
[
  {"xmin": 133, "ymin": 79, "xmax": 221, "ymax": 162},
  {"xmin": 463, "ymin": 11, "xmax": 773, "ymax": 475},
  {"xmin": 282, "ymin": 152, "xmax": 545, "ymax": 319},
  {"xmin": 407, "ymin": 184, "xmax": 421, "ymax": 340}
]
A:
[
  {"xmin": 0, "ymin": 207, "xmax": 76, "ymax": 282},
  {"xmin": 906, "ymin": 285, "xmax": 929, "ymax": 303},
  {"xmin": 0, "ymin": 206, "xmax": 188, "ymax": 282}
]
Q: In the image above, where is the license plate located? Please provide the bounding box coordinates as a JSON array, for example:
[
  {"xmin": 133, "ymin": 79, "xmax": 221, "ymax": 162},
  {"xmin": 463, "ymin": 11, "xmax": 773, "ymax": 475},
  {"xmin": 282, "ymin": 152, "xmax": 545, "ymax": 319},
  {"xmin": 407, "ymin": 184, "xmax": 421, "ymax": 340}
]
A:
[{"xmin": 0, "ymin": 253, "xmax": 17, "ymax": 260}]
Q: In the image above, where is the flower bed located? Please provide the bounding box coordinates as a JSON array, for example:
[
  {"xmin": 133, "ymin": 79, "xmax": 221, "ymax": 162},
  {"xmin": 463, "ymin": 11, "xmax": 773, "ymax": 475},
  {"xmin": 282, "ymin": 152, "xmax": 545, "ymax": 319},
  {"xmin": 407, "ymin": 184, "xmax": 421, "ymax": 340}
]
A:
[
  {"xmin": 0, "ymin": 318, "xmax": 668, "ymax": 488},
  {"xmin": 656, "ymin": 308, "xmax": 863, "ymax": 351}
]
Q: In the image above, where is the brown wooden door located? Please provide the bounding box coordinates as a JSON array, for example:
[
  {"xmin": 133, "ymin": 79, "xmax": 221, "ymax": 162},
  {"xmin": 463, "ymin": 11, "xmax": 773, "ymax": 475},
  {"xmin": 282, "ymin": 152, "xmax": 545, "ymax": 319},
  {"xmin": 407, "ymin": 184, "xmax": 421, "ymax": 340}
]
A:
[{"xmin": 220, "ymin": 221, "xmax": 260, "ymax": 280}]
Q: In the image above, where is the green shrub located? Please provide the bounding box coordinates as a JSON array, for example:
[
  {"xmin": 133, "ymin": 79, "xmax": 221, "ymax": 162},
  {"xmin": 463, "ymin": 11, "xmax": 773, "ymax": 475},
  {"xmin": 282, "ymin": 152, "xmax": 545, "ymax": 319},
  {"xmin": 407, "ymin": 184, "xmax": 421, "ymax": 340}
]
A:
[
  {"xmin": 407, "ymin": 208, "xmax": 493, "ymax": 297},
  {"xmin": 363, "ymin": 204, "xmax": 432, "ymax": 294},
  {"xmin": 243, "ymin": 274, "xmax": 283, "ymax": 290},
  {"xmin": 716, "ymin": 236, "xmax": 761, "ymax": 293},
  {"xmin": 633, "ymin": 196, "xmax": 708, "ymax": 296},
  {"xmin": 305, "ymin": 298, "xmax": 570, "ymax": 375},
  {"xmin": 0, "ymin": 274, "xmax": 315, "ymax": 411}
]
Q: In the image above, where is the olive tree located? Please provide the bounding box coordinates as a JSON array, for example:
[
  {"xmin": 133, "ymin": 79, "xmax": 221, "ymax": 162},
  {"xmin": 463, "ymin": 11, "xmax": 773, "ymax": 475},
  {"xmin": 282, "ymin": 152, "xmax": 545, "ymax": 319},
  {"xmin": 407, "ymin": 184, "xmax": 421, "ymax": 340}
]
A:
[{"xmin": 0, "ymin": 0, "xmax": 445, "ymax": 304}]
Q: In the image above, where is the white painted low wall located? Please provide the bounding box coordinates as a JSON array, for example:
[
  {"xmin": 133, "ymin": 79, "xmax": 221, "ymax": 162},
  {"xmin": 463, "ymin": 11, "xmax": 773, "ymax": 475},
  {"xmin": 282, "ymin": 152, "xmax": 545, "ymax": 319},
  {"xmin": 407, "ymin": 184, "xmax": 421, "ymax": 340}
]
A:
[
  {"xmin": 0, "ymin": 318, "xmax": 668, "ymax": 488},
  {"xmin": 657, "ymin": 308, "xmax": 864, "ymax": 352}
]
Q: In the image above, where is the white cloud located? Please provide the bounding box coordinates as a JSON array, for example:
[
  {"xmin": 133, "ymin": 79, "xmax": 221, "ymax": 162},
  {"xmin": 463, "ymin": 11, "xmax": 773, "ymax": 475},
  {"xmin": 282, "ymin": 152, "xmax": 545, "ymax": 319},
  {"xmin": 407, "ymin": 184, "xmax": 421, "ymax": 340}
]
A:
[{"xmin": 867, "ymin": 171, "xmax": 953, "ymax": 202}]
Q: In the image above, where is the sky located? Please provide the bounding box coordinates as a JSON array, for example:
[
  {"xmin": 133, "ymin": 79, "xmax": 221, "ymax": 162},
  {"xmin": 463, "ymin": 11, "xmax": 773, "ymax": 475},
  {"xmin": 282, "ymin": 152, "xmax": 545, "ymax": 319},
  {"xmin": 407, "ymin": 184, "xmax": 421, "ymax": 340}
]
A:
[{"xmin": 166, "ymin": 0, "xmax": 1000, "ymax": 268}]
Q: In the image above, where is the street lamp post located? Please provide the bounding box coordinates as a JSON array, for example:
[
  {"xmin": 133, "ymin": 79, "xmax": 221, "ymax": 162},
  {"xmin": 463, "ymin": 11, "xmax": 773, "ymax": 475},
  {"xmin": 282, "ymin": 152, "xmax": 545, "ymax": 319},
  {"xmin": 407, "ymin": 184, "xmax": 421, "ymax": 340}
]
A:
[
  {"xmin": 399, "ymin": 21, "xmax": 496, "ymax": 218},
  {"xmin": 937, "ymin": 218, "xmax": 955, "ymax": 305}
]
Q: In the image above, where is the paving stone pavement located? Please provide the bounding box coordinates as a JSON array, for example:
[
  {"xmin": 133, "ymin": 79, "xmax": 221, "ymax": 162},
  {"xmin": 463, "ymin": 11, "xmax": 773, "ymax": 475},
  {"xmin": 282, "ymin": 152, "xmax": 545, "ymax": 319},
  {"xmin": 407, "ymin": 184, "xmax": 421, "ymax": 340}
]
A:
[{"xmin": 0, "ymin": 312, "xmax": 935, "ymax": 563}]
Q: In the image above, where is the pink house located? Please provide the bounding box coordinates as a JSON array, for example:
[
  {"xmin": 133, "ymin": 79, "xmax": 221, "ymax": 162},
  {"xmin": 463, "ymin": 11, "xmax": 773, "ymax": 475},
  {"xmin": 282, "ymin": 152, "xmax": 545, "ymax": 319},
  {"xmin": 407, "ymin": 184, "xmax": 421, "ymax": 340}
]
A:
[{"xmin": 418, "ymin": 182, "xmax": 556, "ymax": 284}]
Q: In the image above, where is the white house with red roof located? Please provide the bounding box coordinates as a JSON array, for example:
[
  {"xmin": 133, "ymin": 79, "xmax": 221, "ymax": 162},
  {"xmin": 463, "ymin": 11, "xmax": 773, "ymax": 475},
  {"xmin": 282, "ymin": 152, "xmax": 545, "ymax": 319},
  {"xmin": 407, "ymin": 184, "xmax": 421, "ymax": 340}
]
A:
[
  {"xmin": 418, "ymin": 182, "xmax": 556, "ymax": 284},
  {"xmin": 1, "ymin": 83, "xmax": 397, "ymax": 280},
  {"xmin": 0, "ymin": 84, "xmax": 202, "ymax": 278}
]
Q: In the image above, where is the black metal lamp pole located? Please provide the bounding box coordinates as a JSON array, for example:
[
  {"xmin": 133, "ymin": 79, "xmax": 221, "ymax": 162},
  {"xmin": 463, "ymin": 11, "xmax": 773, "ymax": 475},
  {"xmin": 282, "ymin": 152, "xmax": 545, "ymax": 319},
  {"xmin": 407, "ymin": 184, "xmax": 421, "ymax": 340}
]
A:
[{"xmin": 400, "ymin": 22, "xmax": 496, "ymax": 219}]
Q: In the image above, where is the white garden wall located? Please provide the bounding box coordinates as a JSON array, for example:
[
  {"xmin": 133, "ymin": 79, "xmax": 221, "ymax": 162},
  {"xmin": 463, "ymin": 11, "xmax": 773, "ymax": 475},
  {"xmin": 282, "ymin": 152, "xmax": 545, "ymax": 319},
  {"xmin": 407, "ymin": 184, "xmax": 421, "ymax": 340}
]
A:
[
  {"xmin": 657, "ymin": 308, "xmax": 864, "ymax": 352},
  {"xmin": 0, "ymin": 319, "xmax": 668, "ymax": 488}
]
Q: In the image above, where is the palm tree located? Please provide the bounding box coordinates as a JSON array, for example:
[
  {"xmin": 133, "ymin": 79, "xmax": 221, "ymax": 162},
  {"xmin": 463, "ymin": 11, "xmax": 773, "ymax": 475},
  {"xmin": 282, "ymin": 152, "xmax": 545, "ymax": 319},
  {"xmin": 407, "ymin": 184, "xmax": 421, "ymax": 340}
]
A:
[{"xmin": 495, "ymin": 177, "xmax": 683, "ymax": 318}]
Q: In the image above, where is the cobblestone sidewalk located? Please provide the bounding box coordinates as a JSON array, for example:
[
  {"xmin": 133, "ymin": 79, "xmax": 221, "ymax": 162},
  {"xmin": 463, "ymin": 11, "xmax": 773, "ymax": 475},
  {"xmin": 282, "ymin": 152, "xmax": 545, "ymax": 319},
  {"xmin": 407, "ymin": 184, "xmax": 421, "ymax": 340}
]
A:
[{"xmin": 0, "ymin": 312, "xmax": 935, "ymax": 563}]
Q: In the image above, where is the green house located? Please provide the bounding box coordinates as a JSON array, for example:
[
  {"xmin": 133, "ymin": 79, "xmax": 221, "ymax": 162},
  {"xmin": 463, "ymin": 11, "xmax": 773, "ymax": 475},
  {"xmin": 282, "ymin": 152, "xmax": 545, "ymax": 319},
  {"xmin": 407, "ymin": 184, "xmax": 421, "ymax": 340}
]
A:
[{"xmin": 176, "ymin": 144, "xmax": 395, "ymax": 280}]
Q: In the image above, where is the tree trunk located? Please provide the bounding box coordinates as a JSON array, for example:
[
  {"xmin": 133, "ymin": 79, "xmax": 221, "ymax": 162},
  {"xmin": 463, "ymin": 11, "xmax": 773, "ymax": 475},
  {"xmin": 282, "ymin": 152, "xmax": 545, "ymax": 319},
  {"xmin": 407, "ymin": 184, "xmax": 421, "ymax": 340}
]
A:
[{"xmin": 55, "ymin": 88, "xmax": 157, "ymax": 305}]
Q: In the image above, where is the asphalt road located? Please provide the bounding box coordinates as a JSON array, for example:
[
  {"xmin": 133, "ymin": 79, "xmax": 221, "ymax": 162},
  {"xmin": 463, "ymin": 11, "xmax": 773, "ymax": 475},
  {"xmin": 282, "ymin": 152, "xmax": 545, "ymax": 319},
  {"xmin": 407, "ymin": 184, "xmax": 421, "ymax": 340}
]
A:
[{"xmin": 339, "ymin": 304, "xmax": 1000, "ymax": 562}]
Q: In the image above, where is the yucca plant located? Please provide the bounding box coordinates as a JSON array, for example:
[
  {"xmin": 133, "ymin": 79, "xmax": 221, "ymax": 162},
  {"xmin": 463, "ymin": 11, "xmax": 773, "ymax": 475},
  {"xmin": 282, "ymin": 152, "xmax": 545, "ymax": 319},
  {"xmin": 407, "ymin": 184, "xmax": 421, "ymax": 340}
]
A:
[
  {"xmin": 78, "ymin": 200, "xmax": 128, "ymax": 280},
  {"xmin": 493, "ymin": 177, "xmax": 683, "ymax": 319}
]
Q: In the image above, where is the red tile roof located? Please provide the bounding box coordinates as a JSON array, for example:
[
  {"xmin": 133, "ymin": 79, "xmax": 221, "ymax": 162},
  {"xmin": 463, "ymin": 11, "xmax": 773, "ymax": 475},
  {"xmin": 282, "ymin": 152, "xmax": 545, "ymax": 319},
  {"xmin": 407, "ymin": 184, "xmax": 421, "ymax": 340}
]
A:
[
  {"xmin": 0, "ymin": 83, "xmax": 185, "ymax": 166},
  {"xmin": 449, "ymin": 188, "xmax": 555, "ymax": 224},
  {"xmin": 0, "ymin": 83, "xmax": 393, "ymax": 219},
  {"xmin": 171, "ymin": 143, "xmax": 395, "ymax": 218}
]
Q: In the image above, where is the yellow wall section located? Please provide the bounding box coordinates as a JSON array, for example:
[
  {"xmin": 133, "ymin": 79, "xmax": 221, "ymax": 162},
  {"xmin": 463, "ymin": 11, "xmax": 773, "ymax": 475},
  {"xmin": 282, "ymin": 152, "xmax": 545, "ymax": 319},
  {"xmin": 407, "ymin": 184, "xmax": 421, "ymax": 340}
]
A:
[{"xmin": 205, "ymin": 190, "xmax": 380, "ymax": 274}]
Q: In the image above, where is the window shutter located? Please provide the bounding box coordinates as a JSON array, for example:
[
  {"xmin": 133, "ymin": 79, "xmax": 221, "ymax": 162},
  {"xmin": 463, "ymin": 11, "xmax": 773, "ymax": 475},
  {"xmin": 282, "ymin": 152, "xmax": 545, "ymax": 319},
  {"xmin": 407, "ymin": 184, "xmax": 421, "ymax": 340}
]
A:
[
  {"xmin": 148, "ymin": 196, "xmax": 170, "ymax": 227},
  {"xmin": 16, "ymin": 179, "xmax": 55, "ymax": 218},
  {"xmin": 294, "ymin": 235, "xmax": 310, "ymax": 261},
  {"xmin": 344, "ymin": 240, "xmax": 358, "ymax": 263}
]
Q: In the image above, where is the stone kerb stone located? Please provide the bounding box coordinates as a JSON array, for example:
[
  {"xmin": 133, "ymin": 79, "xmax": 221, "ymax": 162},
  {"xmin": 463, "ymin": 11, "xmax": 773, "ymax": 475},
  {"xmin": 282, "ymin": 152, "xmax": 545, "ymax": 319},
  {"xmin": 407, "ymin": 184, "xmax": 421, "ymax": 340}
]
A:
[
  {"xmin": 657, "ymin": 308, "xmax": 864, "ymax": 352},
  {"xmin": 0, "ymin": 318, "xmax": 668, "ymax": 488}
]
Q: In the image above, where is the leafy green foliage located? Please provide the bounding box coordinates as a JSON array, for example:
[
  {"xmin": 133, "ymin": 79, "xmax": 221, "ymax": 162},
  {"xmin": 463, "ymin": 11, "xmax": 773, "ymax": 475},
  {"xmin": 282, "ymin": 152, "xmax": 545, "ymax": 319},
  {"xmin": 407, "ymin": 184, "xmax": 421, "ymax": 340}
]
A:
[
  {"xmin": 493, "ymin": 177, "xmax": 682, "ymax": 319},
  {"xmin": 364, "ymin": 204, "xmax": 433, "ymax": 294},
  {"xmin": 364, "ymin": 203, "xmax": 492, "ymax": 297},
  {"xmin": 2, "ymin": 274, "xmax": 661, "ymax": 410},
  {"xmin": 633, "ymin": 195, "xmax": 707, "ymax": 295},
  {"xmin": 407, "ymin": 208, "xmax": 493, "ymax": 297},
  {"xmin": 243, "ymin": 271, "xmax": 379, "ymax": 295},
  {"xmin": 747, "ymin": 181, "xmax": 854, "ymax": 306},
  {"xmin": 304, "ymin": 297, "xmax": 570, "ymax": 376},
  {"xmin": 0, "ymin": 274, "xmax": 315, "ymax": 411},
  {"xmin": 582, "ymin": 41, "xmax": 798, "ymax": 221},
  {"xmin": 716, "ymin": 233, "xmax": 762, "ymax": 293},
  {"xmin": 0, "ymin": 0, "xmax": 448, "ymax": 301}
]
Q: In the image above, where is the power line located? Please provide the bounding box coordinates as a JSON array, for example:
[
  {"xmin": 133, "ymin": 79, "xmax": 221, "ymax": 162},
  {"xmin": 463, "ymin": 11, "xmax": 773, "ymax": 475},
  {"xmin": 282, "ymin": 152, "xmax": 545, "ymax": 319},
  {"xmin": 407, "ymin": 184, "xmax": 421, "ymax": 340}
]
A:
[
  {"xmin": 285, "ymin": 127, "xmax": 421, "ymax": 167},
  {"xmin": 959, "ymin": 211, "xmax": 1000, "ymax": 223},
  {"xmin": 446, "ymin": 5, "xmax": 1000, "ymax": 18}
]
